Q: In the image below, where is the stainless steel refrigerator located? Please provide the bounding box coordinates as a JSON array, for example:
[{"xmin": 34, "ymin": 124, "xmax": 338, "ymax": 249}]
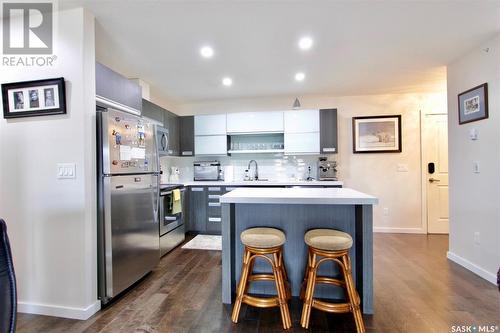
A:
[{"xmin": 96, "ymin": 107, "xmax": 160, "ymax": 305}]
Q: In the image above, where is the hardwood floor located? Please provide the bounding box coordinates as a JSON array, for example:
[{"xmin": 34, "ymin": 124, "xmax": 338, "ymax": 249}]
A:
[{"xmin": 17, "ymin": 234, "xmax": 500, "ymax": 333}]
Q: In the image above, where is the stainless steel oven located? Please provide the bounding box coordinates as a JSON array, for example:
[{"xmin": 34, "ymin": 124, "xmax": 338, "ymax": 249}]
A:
[{"xmin": 159, "ymin": 185, "xmax": 186, "ymax": 256}]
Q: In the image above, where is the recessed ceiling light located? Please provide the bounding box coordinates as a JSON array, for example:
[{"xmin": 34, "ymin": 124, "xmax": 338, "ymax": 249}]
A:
[
  {"xmin": 222, "ymin": 77, "xmax": 233, "ymax": 86},
  {"xmin": 298, "ymin": 36, "xmax": 313, "ymax": 50},
  {"xmin": 200, "ymin": 46, "xmax": 214, "ymax": 58},
  {"xmin": 295, "ymin": 72, "xmax": 305, "ymax": 82}
]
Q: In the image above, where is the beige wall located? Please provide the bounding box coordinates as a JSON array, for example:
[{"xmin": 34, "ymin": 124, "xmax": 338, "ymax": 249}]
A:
[
  {"xmin": 447, "ymin": 34, "xmax": 500, "ymax": 284},
  {"xmin": 176, "ymin": 92, "xmax": 447, "ymax": 232}
]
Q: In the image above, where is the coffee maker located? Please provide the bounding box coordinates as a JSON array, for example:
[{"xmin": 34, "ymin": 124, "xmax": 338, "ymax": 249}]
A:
[{"xmin": 317, "ymin": 157, "xmax": 337, "ymax": 180}]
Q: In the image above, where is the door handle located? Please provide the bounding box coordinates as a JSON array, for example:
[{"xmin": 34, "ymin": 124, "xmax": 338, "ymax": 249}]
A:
[{"xmin": 428, "ymin": 178, "xmax": 440, "ymax": 183}]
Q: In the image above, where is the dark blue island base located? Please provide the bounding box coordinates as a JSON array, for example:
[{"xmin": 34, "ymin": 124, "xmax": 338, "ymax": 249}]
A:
[{"xmin": 221, "ymin": 201, "xmax": 374, "ymax": 314}]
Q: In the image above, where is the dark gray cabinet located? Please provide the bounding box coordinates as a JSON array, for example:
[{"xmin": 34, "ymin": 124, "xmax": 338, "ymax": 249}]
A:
[
  {"xmin": 96, "ymin": 62, "xmax": 142, "ymax": 112},
  {"xmin": 164, "ymin": 111, "xmax": 180, "ymax": 156},
  {"xmin": 188, "ymin": 187, "xmax": 207, "ymax": 233},
  {"xmin": 179, "ymin": 116, "xmax": 195, "ymax": 156},
  {"xmin": 184, "ymin": 185, "xmax": 344, "ymax": 235},
  {"xmin": 142, "ymin": 99, "xmax": 164, "ymax": 124},
  {"xmin": 142, "ymin": 99, "xmax": 181, "ymax": 156},
  {"xmin": 206, "ymin": 187, "xmax": 223, "ymax": 234},
  {"xmin": 320, "ymin": 109, "xmax": 338, "ymax": 154}
]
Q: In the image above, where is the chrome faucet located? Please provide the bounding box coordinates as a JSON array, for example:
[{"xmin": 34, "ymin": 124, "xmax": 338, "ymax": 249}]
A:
[{"xmin": 247, "ymin": 160, "xmax": 259, "ymax": 181}]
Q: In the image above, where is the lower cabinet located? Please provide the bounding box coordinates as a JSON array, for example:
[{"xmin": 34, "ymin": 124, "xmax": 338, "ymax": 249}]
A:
[
  {"xmin": 206, "ymin": 187, "xmax": 223, "ymax": 234},
  {"xmin": 188, "ymin": 187, "xmax": 207, "ymax": 233},
  {"xmin": 185, "ymin": 185, "xmax": 342, "ymax": 235}
]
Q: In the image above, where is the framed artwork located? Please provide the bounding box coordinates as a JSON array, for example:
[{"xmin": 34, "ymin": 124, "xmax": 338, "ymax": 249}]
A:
[
  {"xmin": 352, "ymin": 115, "xmax": 402, "ymax": 153},
  {"xmin": 458, "ymin": 83, "xmax": 488, "ymax": 125},
  {"xmin": 2, "ymin": 77, "xmax": 66, "ymax": 119}
]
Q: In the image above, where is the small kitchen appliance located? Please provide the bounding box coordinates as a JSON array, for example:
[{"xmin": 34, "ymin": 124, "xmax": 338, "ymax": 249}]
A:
[
  {"xmin": 317, "ymin": 157, "xmax": 338, "ymax": 180},
  {"xmin": 193, "ymin": 161, "xmax": 221, "ymax": 181}
]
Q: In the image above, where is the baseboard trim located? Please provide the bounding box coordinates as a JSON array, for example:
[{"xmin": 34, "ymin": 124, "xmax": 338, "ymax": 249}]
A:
[
  {"xmin": 447, "ymin": 251, "xmax": 497, "ymax": 285},
  {"xmin": 373, "ymin": 227, "xmax": 426, "ymax": 234},
  {"xmin": 18, "ymin": 300, "xmax": 101, "ymax": 320}
]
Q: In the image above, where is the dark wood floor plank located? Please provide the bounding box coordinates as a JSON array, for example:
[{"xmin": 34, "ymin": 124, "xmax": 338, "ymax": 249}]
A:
[{"xmin": 16, "ymin": 234, "xmax": 500, "ymax": 333}]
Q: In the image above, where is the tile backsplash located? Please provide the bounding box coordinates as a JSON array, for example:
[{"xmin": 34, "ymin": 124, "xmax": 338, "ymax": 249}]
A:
[{"xmin": 160, "ymin": 154, "xmax": 336, "ymax": 183}]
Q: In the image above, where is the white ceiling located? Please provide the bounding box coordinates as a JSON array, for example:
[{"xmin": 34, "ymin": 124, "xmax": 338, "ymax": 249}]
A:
[{"xmin": 62, "ymin": 0, "xmax": 500, "ymax": 104}]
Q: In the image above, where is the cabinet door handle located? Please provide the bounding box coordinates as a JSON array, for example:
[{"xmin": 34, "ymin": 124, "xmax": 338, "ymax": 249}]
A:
[
  {"xmin": 191, "ymin": 187, "xmax": 204, "ymax": 192},
  {"xmin": 323, "ymin": 147, "xmax": 336, "ymax": 152},
  {"xmin": 208, "ymin": 202, "xmax": 221, "ymax": 207},
  {"xmin": 182, "ymin": 151, "xmax": 193, "ymax": 156},
  {"xmin": 208, "ymin": 194, "xmax": 220, "ymax": 199},
  {"xmin": 208, "ymin": 217, "xmax": 221, "ymax": 223},
  {"xmin": 208, "ymin": 187, "xmax": 221, "ymax": 192},
  {"xmin": 161, "ymin": 134, "xmax": 167, "ymax": 150}
]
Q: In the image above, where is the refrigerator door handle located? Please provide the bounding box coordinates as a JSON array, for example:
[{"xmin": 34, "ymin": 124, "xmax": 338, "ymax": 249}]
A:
[
  {"xmin": 102, "ymin": 176, "xmax": 114, "ymax": 299},
  {"xmin": 153, "ymin": 175, "xmax": 160, "ymax": 225}
]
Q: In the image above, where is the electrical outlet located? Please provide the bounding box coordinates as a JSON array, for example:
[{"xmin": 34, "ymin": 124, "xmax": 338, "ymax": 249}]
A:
[
  {"xmin": 383, "ymin": 208, "xmax": 389, "ymax": 216},
  {"xmin": 474, "ymin": 232, "xmax": 480, "ymax": 245}
]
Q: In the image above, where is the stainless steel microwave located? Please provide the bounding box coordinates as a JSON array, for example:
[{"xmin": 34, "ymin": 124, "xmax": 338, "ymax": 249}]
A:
[{"xmin": 193, "ymin": 161, "xmax": 221, "ymax": 181}]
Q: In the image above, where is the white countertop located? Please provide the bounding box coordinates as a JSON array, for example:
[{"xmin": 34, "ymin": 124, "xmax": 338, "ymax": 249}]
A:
[
  {"xmin": 219, "ymin": 187, "xmax": 378, "ymax": 205},
  {"xmin": 162, "ymin": 180, "xmax": 343, "ymax": 187}
]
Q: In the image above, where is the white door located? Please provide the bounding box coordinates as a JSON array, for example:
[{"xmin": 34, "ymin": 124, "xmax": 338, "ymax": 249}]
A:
[
  {"xmin": 284, "ymin": 109, "xmax": 319, "ymax": 133},
  {"xmin": 226, "ymin": 111, "xmax": 284, "ymax": 133},
  {"xmin": 423, "ymin": 113, "xmax": 449, "ymax": 234},
  {"xmin": 284, "ymin": 132, "xmax": 320, "ymax": 154},
  {"xmin": 194, "ymin": 114, "xmax": 227, "ymax": 135},
  {"xmin": 194, "ymin": 135, "xmax": 227, "ymax": 156}
]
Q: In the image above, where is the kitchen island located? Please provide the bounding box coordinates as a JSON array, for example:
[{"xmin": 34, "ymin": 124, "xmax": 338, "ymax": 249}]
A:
[{"xmin": 220, "ymin": 187, "xmax": 378, "ymax": 314}]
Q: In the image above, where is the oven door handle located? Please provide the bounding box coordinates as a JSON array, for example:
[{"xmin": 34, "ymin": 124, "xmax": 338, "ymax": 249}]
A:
[{"xmin": 164, "ymin": 216, "xmax": 178, "ymax": 222}]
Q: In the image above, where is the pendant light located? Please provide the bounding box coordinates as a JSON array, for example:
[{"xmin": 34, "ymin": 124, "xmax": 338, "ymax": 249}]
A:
[{"xmin": 292, "ymin": 97, "xmax": 301, "ymax": 110}]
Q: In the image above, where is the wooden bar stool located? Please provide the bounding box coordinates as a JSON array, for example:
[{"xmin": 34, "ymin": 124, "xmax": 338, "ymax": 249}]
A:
[
  {"xmin": 300, "ymin": 229, "xmax": 365, "ymax": 333},
  {"xmin": 231, "ymin": 227, "xmax": 292, "ymax": 330}
]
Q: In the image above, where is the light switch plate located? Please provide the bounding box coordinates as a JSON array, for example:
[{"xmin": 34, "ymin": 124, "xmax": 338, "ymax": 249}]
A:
[{"xmin": 57, "ymin": 163, "xmax": 76, "ymax": 179}]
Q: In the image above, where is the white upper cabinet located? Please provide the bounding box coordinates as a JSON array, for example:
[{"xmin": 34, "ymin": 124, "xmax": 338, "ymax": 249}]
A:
[
  {"xmin": 226, "ymin": 111, "xmax": 284, "ymax": 134},
  {"xmin": 284, "ymin": 109, "xmax": 319, "ymax": 133},
  {"xmin": 195, "ymin": 135, "xmax": 227, "ymax": 156},
  {"xmin": 195, "ymin": 114, "xmax": 227, "ymax": 136},
  {"xmin": 284, "ymin": 132, "xmax": 320, "ymax": 154}
]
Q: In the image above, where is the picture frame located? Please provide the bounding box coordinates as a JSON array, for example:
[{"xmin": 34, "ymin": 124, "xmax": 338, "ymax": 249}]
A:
[
  {"xmin": 458, "ymin": 83, "xmax": 488, "ymax": 125},
  {"xmin": 352, "ymin": 115, "xmax": 402, "ymax": 153},
  {"xmin": 2, "ymin": 77, "xmax": 66, "ymax": 119}
]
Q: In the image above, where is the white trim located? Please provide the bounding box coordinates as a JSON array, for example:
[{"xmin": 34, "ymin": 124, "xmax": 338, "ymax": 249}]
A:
[
  {"xmin": 373, "ymin": 227, "xmax": 426, "ymax": 234},
  {"xmin": 18, "ymin": 300, "xmax": 101, "ymax": 320},
  {"xmin": 419, "ymin": 110, "xmax": 429, "ymax": 234},
  {"xmin": 447, "ymin": 251, "xmax": 497, "ymax": 285}
]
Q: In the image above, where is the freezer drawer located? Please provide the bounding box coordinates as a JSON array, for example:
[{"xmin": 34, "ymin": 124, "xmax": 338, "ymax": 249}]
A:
[
  {"xmin": 160, "ymin": 224, "xmax": 185, "ymax": 256},
  {"xmin": 101, "ymin": 174, "xmax": 160, "ymax": 300}
]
